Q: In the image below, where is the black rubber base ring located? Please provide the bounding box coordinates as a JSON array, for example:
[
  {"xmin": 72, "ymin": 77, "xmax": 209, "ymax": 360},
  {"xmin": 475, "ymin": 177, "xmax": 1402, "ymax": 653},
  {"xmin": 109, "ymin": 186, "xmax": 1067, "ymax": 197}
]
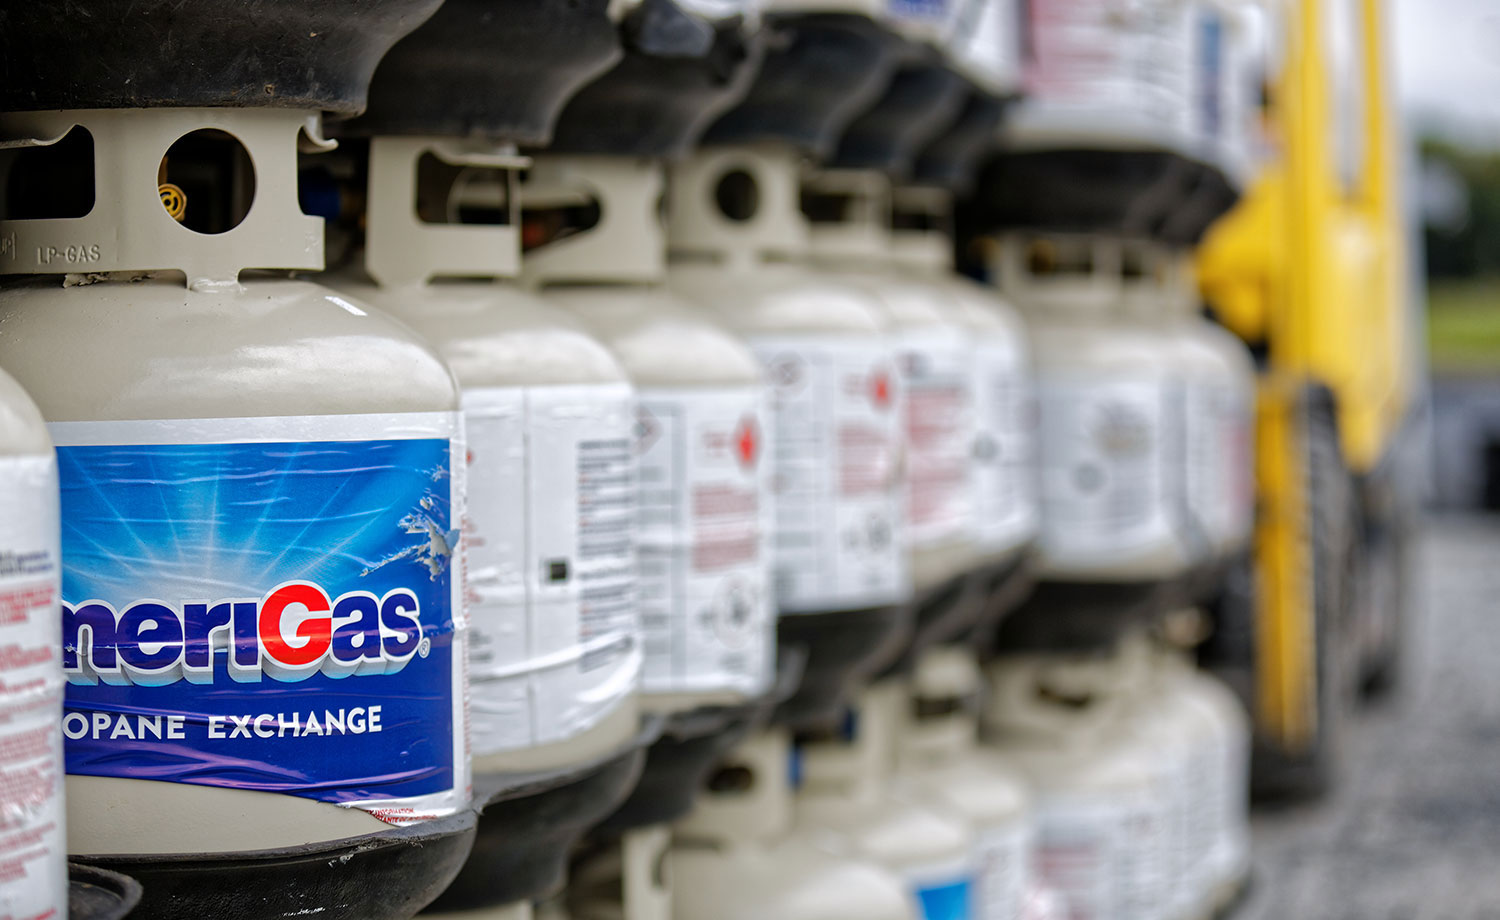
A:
[
  {"xmin": 593, "ymin": 705, "xmax": 757, "ymax": 835},
  {"xmin": 961, "ymin": 148, "xmax": 1236, "ymax": 244},
  {"xmin": 427, "ymin": 743, "xmax": 648, "ymax": 912},
  {"xmin": 961, "ymin": 551, "xmax": 1039, "ymax": 653},
  {"xmin": 877, "ymin": 571, "xmax": 983, "ymax": 680},
  {"xmin": 993, "ymin": 575, "xmax": 1196, "ymax": 652},
  {"xmin": 69, "ymin": 863, "xmax": 141, "ymax": 920},
  {"xmin": 74, "ymin": 809, "xmax": 478, "ymax": 920},
  {"xmin": 772, "ymin": 602, "xmax": 913, "ymax": 730}
]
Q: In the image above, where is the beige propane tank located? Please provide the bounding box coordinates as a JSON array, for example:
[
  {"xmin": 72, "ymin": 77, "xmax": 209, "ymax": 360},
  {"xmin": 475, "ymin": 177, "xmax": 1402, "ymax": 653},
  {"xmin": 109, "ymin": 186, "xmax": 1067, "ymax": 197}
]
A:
[
  {"xmin": 887, "ymin": 185, "xmax": 1039, "ymax": 585},
  {"xmin": 672, "ymin": 731, "xmax": 917, "ymax": 920},
  {"xmin": 524, "ymin": 154, "xmax": 776, "ymax": 717},
  {"xmin": 1110, "ymin": 634, "xmax": 1214, "ymax": 920},
  {"xmin": 995, "ymin": 234, "xmax": 1194, "ymax": 584},
  {"xmin": 0, "ymin": 105, "xmax": 474, "ymax": 917},
  {"xmin": 802, "ymin": 168, "xmax": 981, "ymax": 628},
  {"xmin": 1008, "ymin": 0, "xmax": 1197, "ymax": 153},
  {"xmin": 1116, "ymin": 240, "xmax": 1219, "ymax": 576},
  {"xmin": 896, "ymin": 646, "xmax": 1034, "ymax": 920},
  {"xmin": 1148, "ymin": 637, "xmax": 1252, "ymax": 910},
  {"xmin": 1166, "ymin": 252, "xmax": 1256, "ymax": 559},
  {"xmin": 331, "ymin": 141, "xmax": 643, "ymax": 779},
  {"xmin": 795, "ymin": 681, "xmax": 979, "ymax": 918},
  {"xmin": 984, "ymin": 652, "xmax": 1173, "ymax": 920},
  {"xmin": 667, "ymin": 144, "xmax": 913, "ymax": 727}
]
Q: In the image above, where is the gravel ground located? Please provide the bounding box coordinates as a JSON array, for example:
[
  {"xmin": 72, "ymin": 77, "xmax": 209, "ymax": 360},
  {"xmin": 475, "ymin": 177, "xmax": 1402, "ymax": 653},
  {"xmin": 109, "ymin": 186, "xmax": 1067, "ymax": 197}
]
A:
[{"xmin": 1235, "ymin": 515, "xmax": 1500, "ymax": 920}]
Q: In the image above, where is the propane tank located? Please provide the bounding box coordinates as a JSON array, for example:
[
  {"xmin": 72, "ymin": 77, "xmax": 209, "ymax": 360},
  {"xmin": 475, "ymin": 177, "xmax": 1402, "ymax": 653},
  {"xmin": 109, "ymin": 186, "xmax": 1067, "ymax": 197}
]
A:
[
  {"xmin": 336, "ymin": 145, "xmax": 643, "ymax": 773},
  {"xmin": 803, "ymin": 168, "xmax": 984, "ymax": 656},
  {"xmin": 522, "ymin": 159, "xmax": 776, "ymax": 920},
  {"xmin": 896, "ymin": 647, "xmax": 1033, "ymax": 920},
  {"xmin": 1187, "ymin": 0, "xmax": 1261, "ymax": 188},
  {"xmin": 672, "ymin": 730, "xmax": 916, "ymax": 920},
  {"xmin": 1008, "ymin": 0, "xmax": 1196, "ymax": 152},
  {"xmin": 659, "ymin": 0, "xmax": 982, "ymax": 745},
  {"xmin": 344, "ymin": 43, "xmax": 642, "ymax": 787},
  {"xmin": 0, "ymin": 371, "xmax": 65, "ymax": 920},
  {"xmin": 520, "ymin": 6, "xmax": 781, "ymax": 919},
  {"xmin": 1116, "ymin": 240, "xmax": 1217, "ymax": 589},
  {"xmin": 975, "ymin": 0, "xmax": 1218, "ymax": 244},
  {"xmin": 1183, "ymin": 666, "xmax": 1252, "ymax": 911},
  {"xmin": 887, "ymin": 186, "xmax": 1039, "ymax": 627},
  {"xmin": 1109, "ymin": 634, "xmax": 1212, "ymax": 920},
  {"xmin": 983, "ymin": 653, "xmax": 1172, "ymax": 920},
  {"xmin": 992, "ymin": 233, "xmax": 1195, "ymax": 649},
  {"xmin": 1140, "ymin": 635, "xmax": 1252, "ymax": 912},
  {"xmin": 794, "ymin": 681, "xmax": 979, "ymax": 918},
  {"xmin": 341, "ymin": 5, "xmax": 665, "ymax": 915},
  {"xmin": 667, "ymin": 144, "xmax": 913, "ymax": 727},
  {"xmin": 524, "ymin": 153, "xmax": 775, "ymax": 720},
  {"xmin": 1117, "ymin": 242, "xmax": 1256, "ymax": 593},
  {"xmin": 1166, "ymin": 253, "xmax": 1256, "ymax": 562},
  {"xmin": 0, "ymin": 67, "xmax": 474, "ymax": 920}
]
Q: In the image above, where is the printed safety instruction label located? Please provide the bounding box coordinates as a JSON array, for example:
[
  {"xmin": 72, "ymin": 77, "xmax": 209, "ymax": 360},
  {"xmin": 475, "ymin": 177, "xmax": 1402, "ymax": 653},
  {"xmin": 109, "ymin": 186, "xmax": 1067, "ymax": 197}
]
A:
[
  {"xmin": 973, "ymin": 820, "xmax": 1033, "ymax": 920},
  {"xmin": 750, "ymin": 336, "xmax": 908, "ymax": 613},
  {"xmin": 636, "ymin": 387, "xmax": 773, "ymax": 697},
  {"xmin": 463, "ymin": 384, "xmax": 640, "ymax": 758},
  {"xmin": 972, "ymin": 335, "xmax": 1039, "ymax": 555},
  {"xmin": 899, "ymin": 330, "xmax": 977, "ymax": 552},
  {"xmin": 1033, "ymin": 791, "xmax": 1164, "ymax": 920},
  {"xmin": 1035, "ymin": 377, "xmax": 1176, "ymax": 569},
  {"xmin": 1024, "ymin": 0, "xmax": 1192, "ymax": 131}
]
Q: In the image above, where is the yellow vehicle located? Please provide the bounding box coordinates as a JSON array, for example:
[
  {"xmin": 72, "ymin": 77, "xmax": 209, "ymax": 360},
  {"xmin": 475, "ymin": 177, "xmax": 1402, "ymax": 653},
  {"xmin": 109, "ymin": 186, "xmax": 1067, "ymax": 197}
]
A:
[{"xmin": 1197, "ymin": 0, "xmax": 1420, "ymax": 796}]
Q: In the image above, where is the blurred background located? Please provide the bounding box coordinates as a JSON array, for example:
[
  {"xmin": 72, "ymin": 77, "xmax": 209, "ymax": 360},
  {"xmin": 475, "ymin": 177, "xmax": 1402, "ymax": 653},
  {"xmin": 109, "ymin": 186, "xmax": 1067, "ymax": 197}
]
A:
[
  {"xmin": 1404, "ymin": 0, "xmax": 1500, "ymax": 510},
  {"xmin": 1240, "ymin": 5, "xmax": 1500, "ymax": 914}
]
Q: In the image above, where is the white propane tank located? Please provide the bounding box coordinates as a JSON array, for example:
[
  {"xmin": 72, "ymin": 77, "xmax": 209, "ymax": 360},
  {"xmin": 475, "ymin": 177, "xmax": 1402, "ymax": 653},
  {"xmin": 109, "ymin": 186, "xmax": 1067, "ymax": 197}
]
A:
[
  {"xmin": 332, "ymin": 140, "xmax": 643, "ymax": 778},
  {"xmin": 1149, "ymin": 637, "xmax": 1252, "ymax": 910},
  {"xmin": 888, "ymin": 186, "xmax": 1039, "ymax": 581},
  {"xmin": 983, "ymin": 653, "xmax": 1172, "ymax": 920},
  {"xmin": 1117, "ymin": 242, "xmax": 1256, "ymax": 574},
  {"xmin": 1189, "ymin": 0, "xmax": 1260, "ymax": 187},
  {"xmin": 795, "ymin": 681, "xmax": 979, "ymax": 918},
  {"xmin": 672, "ymin": 731, "xmax": 917, "ymax": 920},
  {"xmin": 896, "ymin": 646, "xmax": 1034, "ymax": 920},
  {"xmin": 0, "ymin": 370, "xmax": 65, "ymax": 920},
  {"xmin": 1110, "ymin": 634, "xmax": 1214, "ymax": 920},
  {"xmin": 667, "ymin": 144, "xmax": 913, "ymax": 725},
  {"xmin": 803, "ymin": 169, "xmax": 981, "ymax": 618},
  {"xmin": 1166, "ymin": 252, "xmax": 1256, "ymax": 559},
  {"xmin": 524, "ymin": 154, "xmax": 776, "ymax": 715},
  {"xmin": 1116, "ymin": 240, "xmax": 1218, "ymax": 575},
  {"xmin": 0, "ymin": 106, "xmax": 473, "ymax": 913},
  {"xmin": 1009, "ymin": 0, "xmax": 1197, "ymax": 152},
  {"xmin": 995, "ymin": 234, "xmax": 1193, "ymax": 585}
]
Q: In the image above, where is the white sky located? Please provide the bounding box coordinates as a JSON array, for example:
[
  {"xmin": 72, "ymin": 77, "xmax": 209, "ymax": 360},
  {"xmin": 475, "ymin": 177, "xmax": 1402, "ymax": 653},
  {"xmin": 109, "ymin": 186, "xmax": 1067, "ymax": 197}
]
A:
[{"xmin": 1393, "ymin": 0, "xmax": 1500, "ymax": 147}]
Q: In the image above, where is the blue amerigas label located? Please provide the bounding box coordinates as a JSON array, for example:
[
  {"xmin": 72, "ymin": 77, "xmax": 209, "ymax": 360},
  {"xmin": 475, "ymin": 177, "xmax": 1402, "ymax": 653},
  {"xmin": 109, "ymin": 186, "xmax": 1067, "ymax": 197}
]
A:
[{"xmin": 51, "ymin": 414, "xmax": 469, "ymax": 826}]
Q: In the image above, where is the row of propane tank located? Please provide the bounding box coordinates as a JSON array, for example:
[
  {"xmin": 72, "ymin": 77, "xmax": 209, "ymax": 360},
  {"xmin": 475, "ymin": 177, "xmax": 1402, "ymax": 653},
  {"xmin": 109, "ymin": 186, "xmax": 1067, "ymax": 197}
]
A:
[
  {"xmin": 658, "ymin": 635, "xmax": 1250, "ymax": 920},
  {"xmin": 0, "ymin": 127, "xmax": 1256, "ymax": 920},
  {"xmin": 0, "ymin": 1, "xmax": 1261, "ymax": 918}
]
